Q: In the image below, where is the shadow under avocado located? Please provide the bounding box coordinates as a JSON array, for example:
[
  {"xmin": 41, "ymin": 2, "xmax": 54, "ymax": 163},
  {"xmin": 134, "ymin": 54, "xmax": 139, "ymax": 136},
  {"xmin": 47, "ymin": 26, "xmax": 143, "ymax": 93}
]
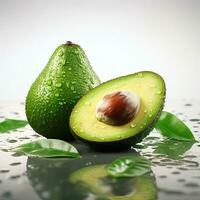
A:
[
  {"xmin": 154, "ymin": 139, "xmax": 195, "ymax": 160},
  {"xmin": 27, "ymin": 144, "xmax": 157, "ymax": 200}
]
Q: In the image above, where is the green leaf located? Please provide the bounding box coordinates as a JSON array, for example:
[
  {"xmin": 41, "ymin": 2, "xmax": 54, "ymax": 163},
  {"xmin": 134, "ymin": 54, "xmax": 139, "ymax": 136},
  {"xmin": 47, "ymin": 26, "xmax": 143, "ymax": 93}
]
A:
[
  {"xmin": 154, "ymin": 139, "xmax": 195, "ymax": 160},
  {"xmin": 107, "ymin": 156, "xmax": 151, "ymax": 178},
  {"xmin": 0, "ymin": 119, "xmax": 28, "ymax": 133},
  {"xmin": 11, "ymin": 139, "xmax": 81, "ymax": 158},
  {"xmin": 155, "ymin": 111, "xmax": 196, "ymax": 141}
]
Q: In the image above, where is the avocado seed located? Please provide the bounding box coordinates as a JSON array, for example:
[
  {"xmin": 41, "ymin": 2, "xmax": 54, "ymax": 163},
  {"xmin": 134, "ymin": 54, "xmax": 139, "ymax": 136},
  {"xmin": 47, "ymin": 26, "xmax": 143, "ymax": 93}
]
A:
[{"xmin": 96, "ymin": 91, "xmax": 140, "ymax": 126}]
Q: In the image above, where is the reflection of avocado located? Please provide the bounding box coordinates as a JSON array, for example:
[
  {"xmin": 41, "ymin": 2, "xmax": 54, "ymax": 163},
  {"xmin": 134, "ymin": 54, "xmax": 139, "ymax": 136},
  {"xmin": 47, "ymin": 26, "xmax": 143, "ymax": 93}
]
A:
[
  {"xmin": 69, "ymin": 164, "xmax": 157, "ymax": 200},
  {"xmin": 70, "ymin": 71, "xmax": 165, "ymax": 148},
  {"xmin": 27, "ymin": 144, "xmax": 157, "ymax": 200}
]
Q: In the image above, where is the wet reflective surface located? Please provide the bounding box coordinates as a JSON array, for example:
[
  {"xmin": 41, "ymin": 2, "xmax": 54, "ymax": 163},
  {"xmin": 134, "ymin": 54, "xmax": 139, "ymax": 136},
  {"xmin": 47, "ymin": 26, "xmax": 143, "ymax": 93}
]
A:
[{"xmin": 0, "ymin": 100, "xmax": 200, "ymax": 200}]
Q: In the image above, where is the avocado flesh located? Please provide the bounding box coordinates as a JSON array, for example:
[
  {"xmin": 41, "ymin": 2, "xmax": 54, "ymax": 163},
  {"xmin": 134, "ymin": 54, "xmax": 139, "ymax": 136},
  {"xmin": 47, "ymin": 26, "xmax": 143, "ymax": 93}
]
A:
[
  {"xmin": 26, "ymin": 42, "xmax": 100, "ymax": 140},
  {"xmin": 69, "ymin": 164, "xmax": 157, "ymax": 200},
  {"xmin": 70, "ymin": 71, "xmax": 165, "ymax": 147}
]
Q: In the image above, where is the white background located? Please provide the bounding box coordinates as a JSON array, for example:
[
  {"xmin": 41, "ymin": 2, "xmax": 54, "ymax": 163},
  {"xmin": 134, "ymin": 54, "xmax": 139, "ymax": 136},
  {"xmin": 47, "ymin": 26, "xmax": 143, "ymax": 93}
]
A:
[{"xmin": 0, "ymin": 0, "xmax": 199, "ymax": 101}]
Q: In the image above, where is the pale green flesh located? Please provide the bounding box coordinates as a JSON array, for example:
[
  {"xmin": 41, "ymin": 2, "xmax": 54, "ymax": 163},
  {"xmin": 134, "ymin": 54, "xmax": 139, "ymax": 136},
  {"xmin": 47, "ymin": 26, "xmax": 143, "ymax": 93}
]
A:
[{"xmin": 70, "ymin": 71, "xmax": 165, "ymax": 142}]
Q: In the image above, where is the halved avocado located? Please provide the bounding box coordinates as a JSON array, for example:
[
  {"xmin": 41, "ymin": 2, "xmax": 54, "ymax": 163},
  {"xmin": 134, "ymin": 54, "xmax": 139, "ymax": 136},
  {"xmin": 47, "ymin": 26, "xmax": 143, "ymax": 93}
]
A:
[
  {"xmin": 69, "ymin": 164, "xmax": 157, "ymax": 200},
  {"xmin": 70, "ymin": 71, "xmax": 165, "ymax": 149}
]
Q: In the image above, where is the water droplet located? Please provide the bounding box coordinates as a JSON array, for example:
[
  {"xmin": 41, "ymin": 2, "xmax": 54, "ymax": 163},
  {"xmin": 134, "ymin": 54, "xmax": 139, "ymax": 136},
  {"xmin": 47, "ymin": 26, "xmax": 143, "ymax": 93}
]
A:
[
  {"xmin": 156, "ymin": 90, "xmax": 161, "ymax": 94},
  {"xmin": 58, "ymin": 50, "xmax": 64, "ymax": 56},
  {"xmin": 113, "ymin": 85, "xmax": 119, "ymax": 89},
  {"xmin": 85, "ymin": 162, "xmax": 92, "ymax": 166},
  {"xmin": 178, "ymin": 179, "xmax": 186, "ymax": 182},
  {"xmin": 149, "ymin": 114, "xmax": 153, "ymax": 118},
  {"xmin": 185, "ymin": 103, "xmax": 192, "ymax": 107},
  {"xmin": 62, "ymin": 60, "xmax": 66, "ymax": 65},
  {"xmin": 190, "ymin": 119, "xmax": 200, "ymax": 122},
  {"xmin": 130, "ymin": 124, "xmax": 136, "ymax": 128},
  {"xmin": 90, "ymin": 77, "xmax": 94, "ymax": 84},
  {"xmin": 66, "ymin": 82, "xmax": 69, "ymax": 88},
  {"xmin": 85, "ymin": 102, "xmax": 91, "ymax": 106},
  {"xmin": 137, "ymin": 72, "xmax": 143, "ymax": 78},
  {"xmin": 9, "ymin": 175, "xmax": 21, "ymax": 180},
  {"xmin": 0, "ymin": 169, "xmax": 10, "ymax": 173},
  {"xmin": 80, "ymin": 129, "xmax": 84, "ymax": 133},
  {"xmin": 8, "ymin": 139, "xmax": 17, "ymax": 143},
  {"xmin": 58, "ymin": 62, "xmax": 62, "ymax": 67},
  {"xmin": 10, "ymin": 162, "xmax": 21, "ymax": 166},
  {"xmin": 184, "ymin": 182, "xmax": 199, "ymax": 187},
  {"xmin": 41, "ymin": 191, "xmax": 51, "ymax": 199},
  {"xmin": 55, "ymin": 83, "xmax": 62, "ymax": 88},
  {"xmin": 74, "ymin": 51, "xmax": 79, "ymax": 55},
  {"xmin": 150, "ymin": 84, "xmax": 156, "ymax": 88},
  {"xmin": 47, "ymin": 80, "xmax": 52, "ymax": 86}
]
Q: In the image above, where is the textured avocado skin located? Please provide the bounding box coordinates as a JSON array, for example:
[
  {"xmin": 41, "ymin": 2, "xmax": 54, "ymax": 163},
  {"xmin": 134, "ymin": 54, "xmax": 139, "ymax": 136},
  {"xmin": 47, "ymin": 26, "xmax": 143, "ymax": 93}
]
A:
[
  {"xmin": 26, "ymin": 42, "xmax": 100, "ymax": 140},
  {"xmin": 70, "ymin": 71, "xmax": 166, "ymax": 150}
]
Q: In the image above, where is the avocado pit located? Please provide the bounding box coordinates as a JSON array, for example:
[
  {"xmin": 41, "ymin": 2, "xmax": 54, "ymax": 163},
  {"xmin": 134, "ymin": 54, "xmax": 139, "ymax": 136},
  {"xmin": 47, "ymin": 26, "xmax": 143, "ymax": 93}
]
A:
[{"xmin": 96, "ymin": 91, "xmax": 140, "ymax": 126}]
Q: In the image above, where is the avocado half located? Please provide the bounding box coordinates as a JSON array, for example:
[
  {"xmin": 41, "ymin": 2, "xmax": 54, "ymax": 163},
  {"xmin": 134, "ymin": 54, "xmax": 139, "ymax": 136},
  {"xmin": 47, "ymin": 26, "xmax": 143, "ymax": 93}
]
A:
[
  {"xmin": 70, "ymin": 71, "xmax": 166, "ymax": 149},
  {"xmin": 69, "ymin": 164, "xmax": 157, "ymax": 200}
]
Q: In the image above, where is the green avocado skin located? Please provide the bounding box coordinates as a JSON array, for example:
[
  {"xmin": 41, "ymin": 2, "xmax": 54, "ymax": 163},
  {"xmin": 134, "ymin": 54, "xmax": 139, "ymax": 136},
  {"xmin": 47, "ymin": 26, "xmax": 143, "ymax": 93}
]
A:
[{"xmin": 26, "ymin": 42, "xmax": 100, "ymax": 140}]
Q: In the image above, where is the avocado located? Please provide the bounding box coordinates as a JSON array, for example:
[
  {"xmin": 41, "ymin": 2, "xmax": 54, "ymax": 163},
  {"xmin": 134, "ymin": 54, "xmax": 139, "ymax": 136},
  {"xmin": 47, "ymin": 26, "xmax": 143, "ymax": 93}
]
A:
[
  {"xmin": 70, "ymin": 71, "xmax": 165, "ymax": 148},
  {"xmin": 26, "ymin": 41, "xmax": 100, "ymax": 140},
  {"xmin": 69, "ymin": 164, "xmax": 157, "ymax": 200}
]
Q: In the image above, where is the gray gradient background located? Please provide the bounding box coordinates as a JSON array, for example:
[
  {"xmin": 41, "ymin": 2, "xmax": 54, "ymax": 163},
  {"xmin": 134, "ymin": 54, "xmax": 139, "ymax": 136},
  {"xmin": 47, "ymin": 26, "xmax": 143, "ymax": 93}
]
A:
[{"xmin": 0, "ymin": 0, "xmax": 199, "ymax": 100}]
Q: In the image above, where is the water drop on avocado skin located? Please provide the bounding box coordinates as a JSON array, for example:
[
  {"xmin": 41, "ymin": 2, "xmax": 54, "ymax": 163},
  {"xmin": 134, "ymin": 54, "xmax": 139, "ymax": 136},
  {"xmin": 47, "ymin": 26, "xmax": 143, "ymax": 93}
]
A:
[
  {"xmin": 26, "ymin": 42, "xmax": 101, "ymax": 140},
  {"xmin": 55, "ymin": 83, "xmax": 62, "ymax": 88},
  {"xmin": 47, "ymin": 80, "xmax": 52, "ymax": 86}
]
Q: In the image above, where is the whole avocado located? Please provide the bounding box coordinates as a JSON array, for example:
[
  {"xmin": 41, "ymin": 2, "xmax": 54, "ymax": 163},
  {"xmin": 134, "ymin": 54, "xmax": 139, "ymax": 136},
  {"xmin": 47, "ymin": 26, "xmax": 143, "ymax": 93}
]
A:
[{"xmin": 26, "ymin": 41, "xmax": 100, "ymax": 140}]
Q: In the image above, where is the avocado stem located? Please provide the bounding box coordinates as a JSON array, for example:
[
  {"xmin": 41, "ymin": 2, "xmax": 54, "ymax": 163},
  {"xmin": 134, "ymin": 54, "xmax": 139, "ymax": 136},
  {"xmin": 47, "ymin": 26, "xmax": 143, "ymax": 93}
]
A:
[{"xmin": 66, "ymin": 41, "xmax": 74, "ymax": 46}]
